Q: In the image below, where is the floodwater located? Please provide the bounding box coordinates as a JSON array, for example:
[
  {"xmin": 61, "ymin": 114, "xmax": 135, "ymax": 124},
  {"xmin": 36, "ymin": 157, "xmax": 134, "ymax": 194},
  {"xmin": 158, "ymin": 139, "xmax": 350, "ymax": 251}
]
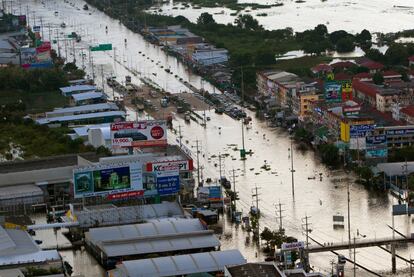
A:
[
  {"xmin": 22, "ymin": 0, "xmax": 414, "ymax": 276},
  {"xmin": 151, "ymin": 0, "xmax": 414, "ymax": 33}
]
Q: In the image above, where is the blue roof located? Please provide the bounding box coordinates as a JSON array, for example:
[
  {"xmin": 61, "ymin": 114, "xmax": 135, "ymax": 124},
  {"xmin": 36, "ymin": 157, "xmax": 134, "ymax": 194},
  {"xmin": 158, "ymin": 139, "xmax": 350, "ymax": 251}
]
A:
[
  {"xmin": 71, "ymin": 92, "xmax": 105, "ymax": 102},
  {"xmin": 45, "ymin": 103, "xmax": 118, "ymax": 116},
  {"xmin": 59, "ymin": 85, "xmax": 97, "ymax": 95},
  {"xmin": 36, "ymin": 111, "xmax": 125, "ymax": 125}
]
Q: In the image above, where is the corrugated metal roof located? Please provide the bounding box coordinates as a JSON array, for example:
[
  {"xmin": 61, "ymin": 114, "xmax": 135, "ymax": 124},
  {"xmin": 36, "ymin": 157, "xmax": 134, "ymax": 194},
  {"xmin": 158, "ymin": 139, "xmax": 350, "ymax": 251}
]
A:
[
  {"xmin": 109, "ymin": 250, "xmax": 245, "ymax": 277},
  {"xmin": 71, "ymin": 91, "xmax": 105, "ymax": 102},
  {"xmin": 72, "ymin": 123, "xmax": 111, "ymax": 139},
  {"xmin": 46, "ymin": 103, "xmax": 118, "ymax": 116},
  {"xmin": 0, "ymin": 184, "xmax": 43, "ymax": 200},
  {"xmin": 36, "ymin": 111, "xmax": 125, "ymax": 125},
  {"xmin": 59, "ymin": 85, "xmax": 96, "ymax": 95},
  {"xmin": 86, "ymin": 218, "xmax": 220, "ymax": 257}
]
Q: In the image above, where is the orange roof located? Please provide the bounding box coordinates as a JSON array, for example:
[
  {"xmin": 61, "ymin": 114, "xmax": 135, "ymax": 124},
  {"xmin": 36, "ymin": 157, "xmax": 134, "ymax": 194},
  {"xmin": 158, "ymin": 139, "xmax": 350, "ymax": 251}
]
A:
[{"xmin": 401, "ymin": 105, "xmax": 414, "ymax": 117}]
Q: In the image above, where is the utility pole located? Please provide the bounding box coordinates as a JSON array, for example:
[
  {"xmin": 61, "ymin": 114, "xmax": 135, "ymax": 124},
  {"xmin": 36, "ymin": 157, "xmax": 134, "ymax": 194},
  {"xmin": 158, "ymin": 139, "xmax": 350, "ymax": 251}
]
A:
[
  {"xmin": 391, "ymin": 200, "xmax": 396, "ymax": 274},
  {"xmin": 302, "ymin": 215, "xmax": 312, "ymax": 250},
  {"xmin": 410, "ymin": 255, "xmax": 413, "ymax": 277},
  {"xmin": 218, "ymin": 152, "xmax": 222, "ymax": 180},
  {"xmin": 289, "ymin": 137, "xmax": 295, "ymax": 197},
  {"xmin": 353, "ymin": 235, "xmax": 357, "ymax": 277},
  {"xmin": 232, "ymin": 169, "xmax": 237, "ymax": 217},
  {"xmin": 178, "ymin": 125, "xmax": 182, "ymax": 148},
  {"xmin": 275, "ymin": 200, "xmax": 285, "ymax": 232},
  {"xmin": 240, "ymin": 66, "xmax": 246, "ymax": 160},
  {"xmin": 252, "ymin": 186, "xmax": 261, "ymax": 243},
  {"xmin": 194, "ymin": 140, "xmax": 201, "ymax": 186},
  {"xmin": 347, "ymin": 176, "xmax": 351, "ymax": 248}
]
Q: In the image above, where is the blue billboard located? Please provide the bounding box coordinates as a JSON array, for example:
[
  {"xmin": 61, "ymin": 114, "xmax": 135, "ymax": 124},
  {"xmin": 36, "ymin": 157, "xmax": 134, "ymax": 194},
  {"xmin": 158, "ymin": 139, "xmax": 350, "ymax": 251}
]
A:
[
  {"xmin": 366, "ymin": 135, "xmax": 388, "ymax": 158},
  {"xmin": 350, "ymin": 124, "xmax": 375, "ymax": 138},
  {"xmin": 156, "ymin": 169, "xmax": 180, "ymax": 195},
  {"xmin": 208, "ymin": 186, "xmax": 222, "ymax": 201}
]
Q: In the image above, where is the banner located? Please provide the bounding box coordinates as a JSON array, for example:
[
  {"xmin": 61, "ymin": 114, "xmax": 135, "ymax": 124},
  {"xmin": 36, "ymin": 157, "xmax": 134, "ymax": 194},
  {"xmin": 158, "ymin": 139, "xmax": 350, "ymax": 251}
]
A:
[
  {"xmin": 111, "ymin": 120, "xmax": 167, "ymax": 148},
  {"xmin": 350, "ymin": 124, "xmax": 375, "ymax": 138},
  {"xmin": 156, "ymin": 168, "xmax": 180, "ymax": 195},
  {"xmin": 366, "ymin": 135, "xmax": 388, "ymax": 158},
  {"xmin": 324, "ymin": 81, "xmax": 342, "ymax": 103},
  {"xmin": 341, "ymin": 80, "xmax": 353, "ymax": 102},
  {"xmin": 73, "ymin": 162, "xmax": 143, "ymax": 198}
]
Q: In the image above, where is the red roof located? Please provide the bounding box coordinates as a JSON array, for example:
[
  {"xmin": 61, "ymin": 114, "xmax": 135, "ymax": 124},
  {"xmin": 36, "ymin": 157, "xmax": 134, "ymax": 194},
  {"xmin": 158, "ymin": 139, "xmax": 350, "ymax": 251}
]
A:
[
  {"xmin": 353, "ymin": 72, "xmax": 372, "ymax": 79},
  {"xmin": 401, "ymin": 105, "xmax": 414, "ymax": 117},
  {"xmin": 311, "ymin": 63, "xmax": 332, "ymax": 73},
  {"xmin": 361, "ymin": 61, "xmax": 384, "ymax": 70},
  {"xmin": 382, "ymin": 70, "xmax": 402, "ymax": 77},
  {"xmin": 408, "ymin": 56, "xmax": 414, "ymax": 62},
  {"xmin": 334, "ymin": 72, "xmax": 351, "ymax": 80},
  {"xmin": 352, "ymin": 79, "xmax": 378, "ymax": 98},
  {"xmin": 330, "ymin": 61, "xmax": 355, "ymax": 68}
]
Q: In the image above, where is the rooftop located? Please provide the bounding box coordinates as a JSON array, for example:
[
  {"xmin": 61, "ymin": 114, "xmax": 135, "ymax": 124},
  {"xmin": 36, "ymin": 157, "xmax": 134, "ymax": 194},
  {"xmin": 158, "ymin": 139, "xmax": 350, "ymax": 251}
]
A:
[
  {"xmin": 71, "ymin": 91, "xmax": 105, "ymax": 102},
  {"xmin": 372, "ymin": 161, "xmax": 414, "ymax": 177},
  {"xmin": 401, "ymin": 105, "xmax": 414, "ymax": 117},
  {"xmin": 59, "ymin": 85, "xmax": 97, "ymax": 95},
  {"xmin": 0, "ymin": 184, "xmax": 43, "ymax": 200},
  {"xmin": 85, "ymin": 218, "xmax": 220, "ymax": 257},
  {"xmin": 36, "ymin": 110, "xmax": 126, "ymax": 125},
  {"xmin": 109, "ymin": 250, "xmax": 246, "ymax": 277},
  {"xmin": 46, "ymin": 103, "xmax": 118, "ymax": 117},
  {"xmin": 226, "ymin": 262, "xmax": 283, "ymax": 277}
]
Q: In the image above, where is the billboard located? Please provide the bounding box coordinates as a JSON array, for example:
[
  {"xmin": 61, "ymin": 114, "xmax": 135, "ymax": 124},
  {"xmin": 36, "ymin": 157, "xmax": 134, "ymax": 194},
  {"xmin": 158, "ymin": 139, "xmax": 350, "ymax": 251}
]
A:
[
  {"xmin": 341, "ymin": 80, "xmax": 353, "ymax": 102},
  {"xmin": 324, "ymin": 81, "xmax": 342, "ymax": 103},
  {"xmin": 73, "ymin": 162, "xmax": 143, "ymax": 198},
  {"xmin": 365, "ymin": 135, "xmax": 388, "ymax": 158},
  {"xmin": 386, "ymin": 127, "xmax": 414, "ymax": 136},
  {"xmin": 343, "ymin": 105, "xmax": 360, "ymax": 116},
  {"xmin": 197, "ymin": 186, "xmax": 223, "ymax": 202},
  {"xmin": 156, "ymin": 169, "xmax": 180, "ymax": 195},
  {"xmin": 350, "ymin": 124, "xmax": 375, "ymax": 138},
  {"xmin": 111, "ymin": 120, "xmax": 167, "ymax": 148},
  {"xmin": 146, "ymin": 159, "xmax": 193, "ymax": 172}
]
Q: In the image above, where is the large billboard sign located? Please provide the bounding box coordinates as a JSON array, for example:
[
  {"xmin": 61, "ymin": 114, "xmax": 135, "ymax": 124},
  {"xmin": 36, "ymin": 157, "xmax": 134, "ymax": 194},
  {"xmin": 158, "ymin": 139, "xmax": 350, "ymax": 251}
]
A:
[
  {"xmin": 350, "ymin": 124, "xmax": 375, "ymax": 138},
  {"xmin": 365, "ymin": 135, "xmax": 388, "ymax": 158},
  {"xmin": 146, "ymin": 159, "xmax": 194, "ymax": 172},
  {"xmin": 341, "ymin": 80, "xmax": 353, "ymax": 102},
  {"xmin": 73, "ymin": 162, "xmax": 143, "ymax": 198},
  {"xmin": 111, "ymin": 120, "xmax": 167, "ymax": 148},
  {"xmin": 324, "ymin": 81, "xmax": 342, "ymax": 103},
  {"xmin": 197, "ymin": 186, "xmax": 223, "ymax": 202}
]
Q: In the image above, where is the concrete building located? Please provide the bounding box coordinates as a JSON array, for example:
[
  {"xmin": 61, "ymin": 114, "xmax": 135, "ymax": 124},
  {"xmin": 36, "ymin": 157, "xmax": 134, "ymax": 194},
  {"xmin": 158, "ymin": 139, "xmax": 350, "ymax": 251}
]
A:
[
  {"xmin": 85, "ymin": 218, "xmax": 220, "ymax": 268},
  {"xmin": 108, "ymin": 250, "xmax": 245, "ymax": 277},
  {"xmin": 371, "ymin": 125, "xmax": 414, "ymax": 148}
]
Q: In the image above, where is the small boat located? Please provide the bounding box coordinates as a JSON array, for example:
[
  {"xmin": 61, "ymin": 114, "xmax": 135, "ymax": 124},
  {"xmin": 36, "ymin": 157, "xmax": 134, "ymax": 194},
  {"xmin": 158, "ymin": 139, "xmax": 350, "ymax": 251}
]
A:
[
  {"xmin": 60, "ymin": 22, "xmax": 66, "ymax": 28},
  {"xmin": 54, "ymin": 11, "xmax": 59, "ymax": 16},
  {"xmin": 308, "ymin": 176, "xmax": 316, "ymax": 180},
  {"xmin": 83, "ymin": 4, "xmax": 89, "ymax": 10}
]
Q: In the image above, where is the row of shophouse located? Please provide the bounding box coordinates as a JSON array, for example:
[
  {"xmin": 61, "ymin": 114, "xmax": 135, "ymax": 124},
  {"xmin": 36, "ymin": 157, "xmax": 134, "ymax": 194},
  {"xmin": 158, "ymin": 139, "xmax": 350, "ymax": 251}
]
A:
[{"xmin": 257, "ymin": 56, "xmax": 414, "ymax": 162}]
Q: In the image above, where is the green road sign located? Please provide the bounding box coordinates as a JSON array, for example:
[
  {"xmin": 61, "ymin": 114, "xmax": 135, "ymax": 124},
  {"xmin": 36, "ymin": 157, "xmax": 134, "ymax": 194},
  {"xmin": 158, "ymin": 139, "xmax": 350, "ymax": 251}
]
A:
[{"xmin": 90, "ymin": 43, "xmax": 112, "ymax": 51}]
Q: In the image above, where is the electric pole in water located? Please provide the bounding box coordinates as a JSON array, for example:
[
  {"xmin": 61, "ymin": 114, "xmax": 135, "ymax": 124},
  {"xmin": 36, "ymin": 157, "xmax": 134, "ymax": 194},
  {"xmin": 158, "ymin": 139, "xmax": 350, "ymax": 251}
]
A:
[
  {"xmin": 194, "ymin": 140, "xmax": 201, "ymax": 186},
  {"xmin": 178, "ymin": 125, "xmax": 182, "ymax": 148},
  {"xmin": 302, "ymin": 215, "xmax": 312, "ymax": 250},
  {"xmin": 347, "ymin": 177, "xmax": 351, "ymax": 249},
  {"xmin": 274, "ymin": 200, "xmax": 285, "ymax": 232},
  {"xmin": 353, "ymin": 235, "xmax": 357, "ymax": 277},
  {"xmin": 232, "ymin": 169, "xmax": 237, "ymax": 214},
  {"xmin": 252, "ymin": 186, "xmax": 261, "ymax": 243},
  {"xmin": 289, "ymin": 137, "xmax": 295, "ymax": 197}
]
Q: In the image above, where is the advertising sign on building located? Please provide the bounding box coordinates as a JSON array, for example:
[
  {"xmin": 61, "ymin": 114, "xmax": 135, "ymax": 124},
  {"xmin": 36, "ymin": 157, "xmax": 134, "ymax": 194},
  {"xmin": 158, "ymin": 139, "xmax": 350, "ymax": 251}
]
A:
[
  {"xmin": 208, "ymin": 186, "xmax": 222, "ymax": 201},
  {"xmin": 281, "ymin": 241, "xmax": 305, "ymax": 251},
  {"xmin": 324, "ymin": 81, "xmax": 342, "ymax": 103},
  {"xmin": 155, "ymin": 168, "xmax": 180, "ymax": 195},
  {"xmin": 350, "ymin": 124, "xmax": 375, "ymax": 138},
  {"xmin": 111, "ymin": 120, "xmax": 167, "ymax": 148},
  {"xmin": 343, "ymin": 105, "xmax": 360, "ymax": 116},
  {"xmin": 73, "ymin": 162, "xmax": 143, "ymax": 198},
  {"xmin": 341, "ymin": 80, "xmax": 353, "ymax": 102},
  {"xmin": 146, "ymin": 159, "xmax": 193, "ymax": 172},
  {"xmin": 365, "ymin": 135, "xmax": 388, "ymax": 158}
]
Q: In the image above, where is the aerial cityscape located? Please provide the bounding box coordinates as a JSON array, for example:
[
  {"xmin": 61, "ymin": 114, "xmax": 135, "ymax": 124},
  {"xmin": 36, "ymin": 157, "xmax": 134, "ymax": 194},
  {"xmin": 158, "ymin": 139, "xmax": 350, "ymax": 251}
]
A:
[{"xmin": 1, "ymin": 0, "xmax": 414, "ymax": 276}]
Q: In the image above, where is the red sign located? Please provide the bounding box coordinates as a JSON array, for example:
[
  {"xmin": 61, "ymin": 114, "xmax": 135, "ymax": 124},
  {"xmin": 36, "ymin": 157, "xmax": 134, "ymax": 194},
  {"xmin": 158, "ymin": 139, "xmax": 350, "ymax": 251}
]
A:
[
  {"xmin": 151, "ymin": 126, "xmax": 164, "ymax": 139},
  {"xmin": 107, "ymin": 190, "xmax": 144, "ymax": 200},
  {"xmin": 36, "ymin": 41, "xmax": 51, "ymax": 53},
  {"xmin": 111, "ymin": 120, "xmax": 167, "ymax": 148}
]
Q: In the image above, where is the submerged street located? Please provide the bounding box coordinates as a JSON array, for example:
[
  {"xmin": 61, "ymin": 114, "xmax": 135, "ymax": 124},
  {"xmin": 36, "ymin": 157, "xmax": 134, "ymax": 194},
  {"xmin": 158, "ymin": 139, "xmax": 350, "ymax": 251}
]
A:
[{"xmin": 18, "ymin": 0, "xmax": 414, "ymax": 276}]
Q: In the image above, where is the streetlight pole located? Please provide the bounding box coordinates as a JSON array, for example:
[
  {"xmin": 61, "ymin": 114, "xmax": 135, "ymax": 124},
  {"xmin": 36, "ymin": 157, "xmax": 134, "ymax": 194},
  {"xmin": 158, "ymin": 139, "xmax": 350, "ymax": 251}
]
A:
[{"xmin": 290, "ymin": 138, "xmax": 295, "ymax": 197}]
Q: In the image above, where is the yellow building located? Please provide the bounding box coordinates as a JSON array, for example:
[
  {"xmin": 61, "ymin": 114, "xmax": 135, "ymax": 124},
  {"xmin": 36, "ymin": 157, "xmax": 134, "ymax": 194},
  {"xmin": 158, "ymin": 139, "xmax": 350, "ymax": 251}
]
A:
[{"xmin": 299, "ymin": 93, "xmax": 319, "ymax": 119}]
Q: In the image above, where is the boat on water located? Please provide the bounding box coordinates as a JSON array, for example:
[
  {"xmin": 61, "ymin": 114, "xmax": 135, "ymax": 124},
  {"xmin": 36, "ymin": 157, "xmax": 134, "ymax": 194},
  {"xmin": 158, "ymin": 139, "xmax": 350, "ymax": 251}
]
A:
[
  {"xmin": 83, "ymin": 4, "xmax": 89, "ymax": 10},
  {"xmin": 60, "ymin": 22, "xmax": 66, "ymax": 28}
]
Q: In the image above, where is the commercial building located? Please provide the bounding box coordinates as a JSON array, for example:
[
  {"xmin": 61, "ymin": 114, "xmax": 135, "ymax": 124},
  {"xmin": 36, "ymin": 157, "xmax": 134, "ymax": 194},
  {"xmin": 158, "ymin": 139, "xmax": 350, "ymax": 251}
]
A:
[
  {"xmin": 63, "ymin": 201, "xmax": 187, "ymax": 229},
  {"xmin": 0, "ymin": 225, "xmax": 62, "ymax": 272},
  {"xmin": 36, "ymin": 110, "xmax": 126, "ymax": 126},
  {"xmin": 0, "ymin": 185, "xmax": 44, "ymax": 212},
  {"xmin": 70, "ymin": 91, "xmax": 107, "ymax": 106},
  {"xmin": 145, "ymin": 26, "xmax": 203, "ymax": 46},
  {"xmin": 44, "ymin": 103, "xmax": 119, "ymax": 118},
  {"xmin": 108, "ymin": 249, "xmax": 245, "ymax": 277},
  {"xmin": 85, "ymin": 218, "xmax": 221, "ymax": 268},
  {"xmin": 371, "ymin": 125, "xmax": 414, "ymax": 148},
  {"xmin": 70, "ymin": 123, "xmax": 111, "ymax": 148},
  {"xmin": 59, "ymin": 85, "xmax": 97, "ymax": 96}
]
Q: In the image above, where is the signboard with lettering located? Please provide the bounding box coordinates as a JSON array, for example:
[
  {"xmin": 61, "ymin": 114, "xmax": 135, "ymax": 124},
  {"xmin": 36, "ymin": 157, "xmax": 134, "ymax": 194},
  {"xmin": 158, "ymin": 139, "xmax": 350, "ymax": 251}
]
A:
[
  {"xmin": 281, "ymin": 241, "xmax": 305, "ymax": 251},
  {"xmin": 111, "ymin": 120, "xmax": 167, "ymax": 148},
  {"xmin": 146, "ymin": 159, "xmax": 193, "ymax": 172},
  {"xmin": 73, "ymin": 162, "xmax": 143, "ymax": 198},
  {"xmin": 350, "ymin": 124, "xmax": 375, "ymax": 138},
  {"xmin": 341, "ymin": 80, "xmax": 353, "ymax": 102},
  {"xmin": 343, "ymin": 105, "xmax": 360, "ymax": 117},
  {"xmin": 366, "ymin": 135, "xmax": 388, "ymax": 158},
  {"xmin": 385, "ymin": 128, "xmax": 414, "ymax": 136},
  {"xmin": 155, "ymin": 168, "xmax": 180, "ymax": 195},
  {"xmin": 324, "ymin": 81, "xmax": 342, "ymax": 103}
]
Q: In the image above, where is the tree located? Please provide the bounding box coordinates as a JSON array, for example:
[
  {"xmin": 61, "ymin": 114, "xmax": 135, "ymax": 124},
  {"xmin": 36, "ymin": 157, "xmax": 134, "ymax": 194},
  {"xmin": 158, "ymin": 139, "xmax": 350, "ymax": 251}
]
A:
[
  {"xmin": 336, "ymin": 37, "xmax": 355, "ymax": 53},
  {"xmin": 329, "ymin": 30, "xmax": 349, "ymax": 45},
  {"xmin": 260, "ymin": 227, "xmax": 274, "ymax": 249},
  {"xmin": 234, "ymin": 14, "xmax": 262, "ymax": 31},
  {"xmin": 356, "ymin": 29, "xmax": 372, "ymax": 44},
  {"xmin": 385, "ymin": 44, "xmax": 409, "ymax": 65},
  {"xmin": 318, "ymin": 144, "xmax": 340, "ymax": 167},
  {"xmin": 255, "ymin": 50, "xmax": 275, "ymax": 66},
  {"xmin": 314, "ymin": 24, "xmax": 328, "ymax": 38},
  {"xmin": 197, "ymin": 12, "xmax": 215, "ymax": 25},
  {"xmin": 355, "ymin": 166, "xmax": 373, "ymax": 184},
  {"xmin": 365, "ymin": 48, "xmax": 385, "ymax": 63},
  {"xmin": 373, "ymin": 72, "xmax": 384, "ymax": 85}
]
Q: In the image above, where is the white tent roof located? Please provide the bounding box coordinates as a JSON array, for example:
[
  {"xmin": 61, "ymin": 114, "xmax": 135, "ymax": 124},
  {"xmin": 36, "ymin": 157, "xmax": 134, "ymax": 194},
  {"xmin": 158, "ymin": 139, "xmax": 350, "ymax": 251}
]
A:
[
  {"xmin": 86, "ymin": 218, "xmax": 220, "ymax": 257},
  {"xmin": 109, "ymin": 250, "xmax": 246, "ymax": 277},
  {"xmin": 0, "ymin": 184, "xmax": 43, "ymax": 200}
]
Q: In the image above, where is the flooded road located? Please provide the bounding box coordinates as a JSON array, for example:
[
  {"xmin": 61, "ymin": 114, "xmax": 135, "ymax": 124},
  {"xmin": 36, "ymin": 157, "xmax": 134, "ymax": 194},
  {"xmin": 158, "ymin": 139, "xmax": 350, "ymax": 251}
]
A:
[
  {"xmin": 152, "ymin": 0, "xmax": 414, "ymax": 33},
  {"xmin": 22, "ymin": 0, "xmax": 414, "ymax": 276}
]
